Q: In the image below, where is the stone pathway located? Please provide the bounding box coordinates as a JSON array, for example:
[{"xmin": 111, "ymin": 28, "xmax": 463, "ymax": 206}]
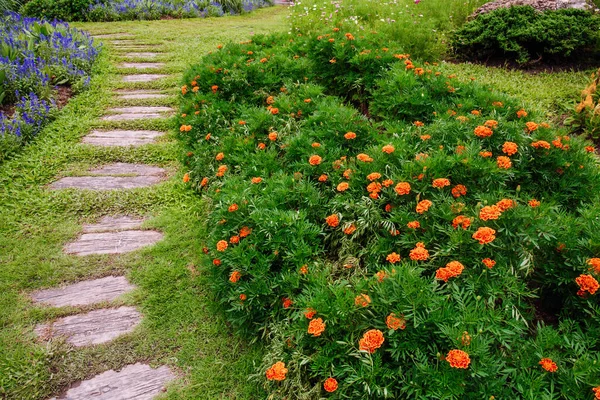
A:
[{"xmin": 36, "ymin": 32, "xmax": 177, "ymax": 399}]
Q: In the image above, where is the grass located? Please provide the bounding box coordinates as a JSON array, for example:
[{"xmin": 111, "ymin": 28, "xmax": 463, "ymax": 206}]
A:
[{"xmin": 0, "ymin": 4, "xmax": 593, "ymax": 399}]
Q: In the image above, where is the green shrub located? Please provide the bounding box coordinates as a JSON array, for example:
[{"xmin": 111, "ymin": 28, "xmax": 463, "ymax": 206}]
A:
[
  {"xmin": 452, "ymin": 6, "xmax": 600, "ymax": 65},
  {"xmin": 21, "ymin": 0, "xmax": 91, "ymax": 21},
  {"xmin": 179, "ymin": 31, "xmax": 600, "ymax": 398}
]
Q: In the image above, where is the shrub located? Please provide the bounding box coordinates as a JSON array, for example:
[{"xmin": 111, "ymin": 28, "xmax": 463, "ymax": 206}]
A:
[
  {"xmin": 566, "ymin": 68, "xmax": 600, "ymax": 140},
  {"xmin": 178, "ymin": 30, "xmax": 600, "ymax": 398},
  {"xmin": 21, "ymin": 0, "xmax": 92, "ymax": 21},
  {"xmin": 452, "ymin": 6, "xmax": 600, "ymax": 65}
]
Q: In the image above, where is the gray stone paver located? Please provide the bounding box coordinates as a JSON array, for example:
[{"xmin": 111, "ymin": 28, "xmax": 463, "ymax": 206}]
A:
[
  {"xmin": 122, "ymin": 52, "xmax": 159, "ymax": 59},
  {"xmin": 82, "ymin": 215, "xmax": 145, "ymax": 232},
  {"xmin": 83, "ymin": 130, "xmax": 164, "ymax": 146},
  {"xmin": 31, "ymin": 276, "xmax": 135, "ymax": 307},
  {"xmin": 64, "ymin": 230, "xmax": 164, "ymax": 256},
  {"xmin": 120, "ymin": 62, "xmax": 165, "ymax": 69},
  {"xmin": 121, "ymin": 74, "xmax": 168, "ymax": 82},
  {"xmin": 49, "ymin": 163, "xmax": 167, "ymax": 190}
]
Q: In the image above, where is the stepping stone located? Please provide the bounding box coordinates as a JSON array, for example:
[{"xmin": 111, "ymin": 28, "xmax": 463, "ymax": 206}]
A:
[
  {"xmin": 121, "ymin": 74, "xmax": 168, "ymax": 83},
  {"xmin": 51, "ymin": 363, "xmax": 175, "ymax": 400},
  {"xmin": 82, "ymin": 130, "xmax": 164, "ymax": 147},
  {"xmin": 110, "ymin": 40, "xmax": 137, "ymax": 45},
  {"xmin": 93, "ymin": 33, "xmax": 133, "ymax": 38},
  {"xmin": 123, "ymin": 52, "xmax": 159, "ymax": 59},
  {"xmin": 35, "ymin": 306, "xmax": 141, "ymax": 346},
  {"xmin": 49, "ymin": 163, "xmax": 166, "ymax": 191},
  {"xmin": 116, "ymin": 90, "xmax": 168, "ymax": 100},
  {"xmin": 119, "ymin": 62, "xmax": 165, "ymax": 70},
  {"xmin": 64, "ymin": 230, "xmax": 164, "ymax": 256},
  {"xmin": 83, "ymin": 215, "xmax": 144, "ymax": 232},
  {"xmin": 31, "ymin": 276, "xmax": 135, "ymax": 307},
  {"xmin": 109, "ymin": 106, "xmax": 172, "ymax": 113},
  {"xmin": 101, "ymin": 105, "xmax": 172, "ymax": 121}
]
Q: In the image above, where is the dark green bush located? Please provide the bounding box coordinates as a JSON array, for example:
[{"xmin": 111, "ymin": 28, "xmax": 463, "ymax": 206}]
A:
[
  {"xmin": 21, "ymin": 0, "xmax": 92, "ymax": 21},
  {"xmin": 452, "ymin": 6, "xmax": 600, "ymax": 65}
]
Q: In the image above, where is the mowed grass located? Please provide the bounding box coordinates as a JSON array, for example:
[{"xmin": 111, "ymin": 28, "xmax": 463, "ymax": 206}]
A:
[{"xmin": 0, "ymin": 7, "xmax": 287, "ymax": 400}]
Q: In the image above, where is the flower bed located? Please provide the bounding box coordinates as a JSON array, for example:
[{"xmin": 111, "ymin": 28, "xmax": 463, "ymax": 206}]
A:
[
  {"xmin": 178, "ymin": 31, "xmax": 600, "ymax": 398},
  {"xmin": 0, "ymin": 12, "xmax": 99, "ymax": 160}
]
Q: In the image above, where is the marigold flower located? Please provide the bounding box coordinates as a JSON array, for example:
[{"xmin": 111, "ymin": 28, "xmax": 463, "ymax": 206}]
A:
[
  {"xmin": 409, "ymin": 242, "xmax": 429, "ymax": 261},
  {"xmin": 257, "ymin": 143, "xmax": 266, "ymax": 150},
  {"xmin": 414, "ymin": 121, "xmax": 424, "ymax": 127},
  {"xmin": 451, "ymin": 184, "xmax": 467, "ymax": 198},
  {"xmin": 304, "ymin": 98, "xmax": 311, "ymax": 103},
  {"xmin": 526, "ymin": 122, "xmax": 538, "ymax": 132},
  {"xmin": 367, "ymin": 172, "xmax": 382, "ymax": 181},
  {"xmin": 472, "ymin": 227, "xmax": 496, "ymax": 244},
  {"xmin": 386, "ymin": 252, "xmax": 401, "ymax": 264},
  {"xmin": 532, "ymin": 140, "xmax": 551, "ymax": 149},
  {"xmin": 386, "ymin": 313, "xmax": 406, "ymax": 330},
  {"xmin": 435, "ymin": 261, "xmax": 464, "ymax": 282},
  {"xmin": 480, "ymin": 205, "xmax": 502, "ymax": 221},
  {"xmin": 357, "ymin": 153, "xmax": 373, "ymax": 162},
  {"xmin": 266, "ymin": 96, "xmax": 275, "ymax": 105},
  {"xmin": 516, "ymin": 108, "xmax": 527, "ymax": 118},
  {"xmin": 266, "ymin": 362, "xmax": 288, "ymax": 381},
  {"xmin": 211, "ymin": 85, "xmax": 218, "ymax": 94},
  {"xmin": 300, "ymin": 265, "xmax": 309, "ymax": 275},
  {"xmin": 452, "ymin": 215, "xmax": 471, "ymax": 229},
  {"xmin": 420, "ymin": 134, "xmax": 431, "ymax": 141},
  {"xmin": 270, "ymin": 107, "xmax": 279, "ymax": 115},
  {"xmin": 304, "ymin": 308, "xmax": 316, "ymax": 319},
  {"xmin": 496, "ymin": 199, "xmax": 515, "ymax": 211},
  {"xmin": 268, "ymin": 132, "xmax": 278, "ymax": 141},
  {"xmin": 216, "ymin": 240, "xmax": 228, "ymax": 251},
  {"xmin": 337, "ymin": 182, "xmax": 349, "ymax": 192},
  {"xmin": 474, "ymin": 126, "xmax": 493, "ymax": 138},
  {"xmin": 528, "ymin": 199, "xmax": 540, "ymax": 207},
  {"xmin": 471, "ymin": 110, "xmax": 481, "ymax": 116},
  {"xmin": 344, "ymin": 224, "xmax": 356, "ymax": 235},
  {"xmin": 407, "ymin": 220, "xmax": 420, "ymax": 229},
  {"xmin": 239, "ymin": 293, "xmax": 246, "ymax": 301},
  {"xmin": 588, "ymin": 258, "xmax": 600, "ymax": 274},
  {"xmin": 230, "ymin": 235, "xmax": 240, "ymax": 244},
  {"xmin": 312, "ymin": 142, "xmax": 321, "ymax": 148},
  {"xmin": 479, "ymin": 151, "xmax": 492, "ymax": 158},
  {"xmin": 181, "ymin": 85, "xmax": 188, "ymax": 95},
  {"xmin": 585, "ymin": 146, "xmax": 596, "ymax": 153},
  {"xmin": 318, "ymin": 174, "xmax": 328, "ymax": 182},
  {"xmin": 260, "ymin": 57, "xmax": 268, "ymax": 63},
  {"xmin": 593, "ymin": 387, "xmax": 600, "ymax": 399},
  {"xmin": 308, "ymin": 317, "xmax": 326, "ymax": 337},
  {"xmin": 213, "ymin": 259, "xmax": 221, "ymax": 266},
  {"xmin": 309, "ymin": 155, "xmax": 322, "ymax": 165},
  {"xmin": 455, "ymin": 145, "xmax": 466, "ymax": 154},
  {"xmin": 345, "ymin": 32, "xmax": 355, "ymax": 40},
  {"xmin": 229, "ymin": 270, "xmax": 241, "ymax": 283},
  {"xmin": 395, "ymin": 182, "xmax": 411, "ymax": 195},
  {"xmin": 251, "ymin": 177, "xmax": 262, "ymax": 184},
  {"xmin": 239, "ymin": 226, "xmax": 252, "ymax": 237},
  {"xmin": 385, "ymin": 204, "xmax": 393, "ymax": 212},
  {"xmin": 183, "ymin": 173, "xmax": 190, "ymax": 183},
  {"xmin": 497, "ymin": 156, "xmax": 512, "ymax": 169},
  {"xmin": 355, "ymin": 294, "xmax": 371, "ymax": 307},
  {"xmin": 382, "ymin": 144, "xmax": 395, "ymax": 154},
  {"xmin": 446, "ymin": 349, "xmax": 470, "ymax": 369},
  {"xmin": 282, "ymin": 297, "xmax": 293, "ymax": 308},
  {"xmin": 382, "ymin": 179, "xmax": 394, "ymax": 187},
  {"xmin": 343, "ymin": 169, "xmax": 352, "ymax": 179},
  {"xmin": 323, "ymin": 378, "xmax": 338, "ymax": 393},
  {"xmin": 366, "ymin": 182, "xmax": 382, "ymax": 194},
  {"xmin": 228, "ymin": 203, "xmax": 238, "ymax": 212},
  {"xmin": 416, "ymin": 200, "xmax": 432, "ymax": 214},
  {"xmin": 539, "ymin": 358, "xmax": 558, "ymax": 372},
  {"xmin": 375, "ymin": 270, "xmax": 387, "ymax": 282},
  {"xmin": 433, "ymin": 178, "xmax": 450, "ymax": 188},
  {"xmin": 344, "ymin": 131, "xmax": 357, "ymax": 140},
  {"xmin": 325, "ymin": 214, "xmax": 340, "ymax": 227},
  {"xmin": 492, "ymin": 101, "xmax": 503, "ymax": 107},
  {"xmin": 502, "ymin": 141, "xmax": 518, "ymax": 156},
  {"xmin": 484, "ymin": 120, "xmax": 498, "ymax": 128},
  {"xmin": 359, "ymin": 329, "xmax": 384, "ymax": 353},
  {"xmin": 216, "ymin": 165, "xmax": 228, "ymax": 177},
  {"xmin": 482, "ymin": 258, "xmax": 496, "ymax": 268},
  {"xmin": 576, "ymin": 274, "xmax": 599, "ymax": 296}
]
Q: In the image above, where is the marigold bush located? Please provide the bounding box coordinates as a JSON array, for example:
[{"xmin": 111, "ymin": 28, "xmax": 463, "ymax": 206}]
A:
[{"xmin": 178, "ymin": 30, "xmax": 600, "ymax": 398}]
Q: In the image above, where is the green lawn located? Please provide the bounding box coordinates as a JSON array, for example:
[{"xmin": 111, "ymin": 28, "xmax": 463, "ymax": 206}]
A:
[{"xmin": 0, "ymin": 5, "xmax": 592, "ymax": 399}]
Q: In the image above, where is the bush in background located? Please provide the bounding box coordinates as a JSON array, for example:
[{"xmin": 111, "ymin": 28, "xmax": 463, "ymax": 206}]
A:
[
  {"xmin": 452, "ymin": 6, "xmax": 600, "ymax": 65},
  {"xmin": 21, "ymin": 0, "xmax": 92, "ymax": 21},
  {"xmin": 178, "ymin": 30, "xmax": 600, "ymax": 398}
]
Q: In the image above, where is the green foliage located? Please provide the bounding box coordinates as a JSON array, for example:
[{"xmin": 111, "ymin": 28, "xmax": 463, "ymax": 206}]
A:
[
  {"xmin": 452, "ymin": 6, "xmax": 600, "ymax": 65},
  {"xmin": 21, "ymin": 0, "xmax": 92, "ymax": 21},
  {"xmin": 178, "ymin": 30, "xmax": 600, "ymax": 398},
  {"xmin": 565, "ymin": 68, "xmax": 600, "ymax": 139}
]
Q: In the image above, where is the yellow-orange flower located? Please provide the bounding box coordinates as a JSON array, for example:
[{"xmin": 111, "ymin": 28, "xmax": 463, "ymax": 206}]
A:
[
  {"xmin": 251, "ymin": 177, "xmax": 262, "ymax": 184},
  {"xmin": 517, "ymin": 109, "xmax": 527, "ymax": 118},
  {"xmin": 239, "ymin": 226, "xmax": 252, "ymax": 237},
  {"xmin": 496, "ymin": 198, "xmax": 515, "ymax": 211},
  {"xmin": 382, "ymin": 145, "xmax": 395, "ymax": 154},
  {"xmin": 539, "ymin": 358, "xmax": 558, "ymax": 372},
  {"xmin": 282, "ymin": 297, "xmax": 293, "ymax": 308},
  {"xmin": 357, "ymin": 153, "xmax": 373, "ymax": 162},
  {"xmin": 304, "ymin": 308, "xmax": 316, "ymax": 319},
  {"xmin": 451, "ymin": 184, "xmax": 467, "ymax": 198},
  {"xmin": 268, "ymin": 132, "xmax": 278, "ymax": 141},
  {"xmin": 435, "ymin": 261, "xmax": 465, "ymax": 282},
  {"xmin": 355, "ymin": 294, "xmax": 371, "ymax": 307},
  {"xmin": 367, "ymin": 172, "xmax": 382, "ymax": 181},
  {"xmin": 497, "ymin": 156, "xmax": 512, "ymax": 169},
  {"xmin": 474, "ymin": 126, "xmax": 493, "ymax": 138},
  {"xmin": 265, "ymin": 362, "xmax": 288, "ymax": 381},
  {"xmin": 446, "ymin": 349, "xmax": 470, "ymax": 369},
  {"xmin": 216, "ymin": 240, "xmax": 228, "ymax": 251},
  {"xmin": 344, "ymin": 131, "xmax": 357, "ymax": 140},
  {"xmin": 576, "ymin": 274, "xmax": 599, "ymax": 296},
  {"xmin": 309, "ymin": 155, "xmax": 322, "ymax": 165},
  {"xmin": 183, "ymin": 173, "xmax": 190, "ymax": 183},
  {"xmin": 337, "ymin": 182, "xmax": 349, "ymax": 192},
  {"xmin": 416, "ymin": 200, "xmax": 432, "ymax": 214},
  {"xmin": 229, "ymin": 270, "xmax": 241, "ymax": 283},
  {"xmin": 452, "ymin": 215, "xmax": 471, "ymax": 230},
  {"xmin": 300, "ymin": 265, "xmax": 309, "ymax": 275},
  {"xmin": 526, "ymin": 122, "xmax": 538, "ymax": 132},
  {"xmin": 502, "ymin": 141, "xmax": 518, "ymax": 156},
  {"xmin": 588, "ymin": 258, "xmax": 600, "ymax": 274},
  {"xmin": 228, "ymin": 203, "xmax": 238, "ymax": 212},
  {"xmin": 480, "ymin": 205, "xmax": 502, "ymax": 221},
  {"xmin": 386, "ymin": 313, "xmax": 406, "ymax": 330},
  {"xmin": 325, "ymin": 214, "xmax": 340, "ymax": 227},
  {"xmin": 409, "ymin": 242, "xmax": 429, "ymax": 261},
  {"xmin": 308, "ymin": 317, "xmax": 326, "ymax": 337},
  {"xmin": 479, "ymin": 151, "xmax": 492, "ymax": 158},
  {"xmin": 529, "ymin": 199, "xmax": 540, "ymax": 207},
  {"xmin": 484, "ymin": 120, "xmax": 498, "ymax": 128},
  {"xmin": 532, "ymin": 140, "xmax": 551, "ymax": 149},
  {"xmin": 359, "ymin": 329, "xmax": 385, "ymax": 353},
  {"xmin": 482, "ymin": 258, "xmax": 496, "ymax": 268},
  {"xmin": 386, "ymin": 252, "xmax": 401, "ymax": 264},
  {"xmin": 318, "ymin": 174, "xmax": 328, "ymax": 182},
  {"xmin": 472, "ymin": 227, "xmax": 496, "ymax": 245},
  {"xmin": 395, "ymin": 182, "xmax": 411, "ymax": 195},
  {"xmin": 323, "ymin": 378, "xmax": 338, "ymax": 393},
  {"xmin": 593, "ymin": 386, "xmax": 600, "ymax": 399},
  {"xmin": 344, "ymin": 224, "xmax": 356, "ymax": 235},
  {"xmin": 407, "ymin": 221, "xmax": 420, "ymax": 229},
  {"xmin": 432, "ymin": 178, "xmax": 450, "ymax": 188}
]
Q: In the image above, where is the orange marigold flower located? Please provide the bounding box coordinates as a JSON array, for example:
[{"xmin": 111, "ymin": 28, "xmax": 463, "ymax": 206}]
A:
[
  {"xmin": 474, "ymin": 126, "xmax": 493, "ymax": 138},
  {"xmin": 282, "ymin": 297, "xmax": 293, "ymax": 308},
  {"xmin": 471, "ymin": 110, "xmax": 481, "ymax": 116},
  {"xmin": 344, "ymin": 224, "xmax": 357, "ymax": 235},
  {"xmin": 266, "ymin": 96, "xmax": 275, "ymax": 105},
  {"xmin": 386, "ymin": 313, "xmax": 406, "ymax": 330},
  {"xmin": 312, "ymin": 142, "xmax": 321, "ymax": 148},
  {"xmin": 516, "ymin": 109, "xmax": 527, "ymax": 118},
  {"xmin": 382, "ymin": 145, "xmax": 395, "ymax": 154},
  {"xmin": 304, "ymin": 308, "xmax": 316, "ymax": 319},
  {"xmin": 181, "ymin": 85, "xmax": 188, "ymax": 95},
  {"xmin": 337, "ymin": 182, "xmax": 349, "ymax": 192},
  {"xmin": 344, "ymin": 131, "xmax": 357, "ymax": 140},
  {"xmin": 229, "ymin": 270, "xmax": 241, "ymax": 283},
  {"xmin": 343, "ymin": 169, "xmax": 352, "ymax": 179},
  {"xmin": 318, "ymin": 174, "xmax": 328, "ymax": 182},
  {"xmin": 416, "ymin": 200, "xmax": 432, "ymax": 214},
  {"xmin": 452, "ymin": 184, "xmax": 467, "ymax": 198},
  {"xmin": 345, "ymin": 32, "xmax": 355, "ymax": 40},
  {"xmin": 200, "ymin": 177, "xmax": 208, "ymax": 187},
  {"xmin": 304, "ymin": 98, "xmax": 311, "ymax": 103},
  {"xmin": 308, "ymin": 317, "xmax": 326, "ymax": 337},
  {"xmin": 239, "ymin": 226, "xmax": 252, "ymax": 237},
  {"xmin": 239, "ymin": 293, "xmax": 246, "ymax": 301},
  {"xmin": 436, "ymin": 261, "xmax": 465, "ymax": 282},
  {"xmin": 366, "ymin": 182, "xmax": 382, "ymax": 193},
  {"xmin": 258, "ymin": 143, "xmax": 266, "ymax": 150},
  {"xmin": 482, "ymin": 258, "xmax": 496, "ymax": 268},
  {"xmin": 576, "ymin": 274, "xmax": 599, "ymax": 296},
  {"xmin": 497, "ymin": 156, "xmax": 512, "ymax": 169},
  {"xmin": 386, "ymin": 252, "xmax": 401, "ymax": 264},
  {"xmin": 215, "ymin": 152, "xmax": 225, "ymax": 161},
  {"xmin": 355, "ymin": 294, "xmax": 371, "ymax": 307},
  {"xmin": 472, "ymin": 227, "xmax": 496, "ymax": 245},
  {"xmin": 585, "ymin": 146, "xmax": 596, "ymax": 153},
  {"xmin": 323, "ymin": 378, "xmax": 338, "ymax": 393},
  {"xmin": 228, "ymin": 203, "xmax": 238, "ymax": 212},
  {"xmin": 528, "ymin": 199, "xmax": 540, "ymax": 207},
  {"xmin": 251, "ymin": 177, "xmax": 262, "ymax": 184},
  {"xmin": 526, "ymin": 122, "xmax": 538, "ymax": 132},
  {"xmin": 300, "ymin": 265, "xmax": 309, "ymax": 275},
  {"xmin": 420, "ymin": 134, "xmax": 431, "ymax": 141},
  {"xmin": 357, "ymin": 153, "xmax": 373, "ymax": 162},
  {"xmin": 367, "ymin": 172, "xmax": 382, "ymax": 181},
  {"xmin": 230, "ymin": 235, "xmax": 240, "ymax": 244},
  {"xmin": 268, "ymin": 132, "xmax": 278, "ymax": 141},
  {"xmin": 492, "ymin": 101, "xmax": 504, "ymax": 107},
  {"xmin": 270, "ymin": 107, "xmax": 279, "ymax": 115},
  {"xmin": 479, "ymin": 151, "xmax": 493, "ymax": 158},
  {"xmin": 446, "ymin": 349, "xmax": 470, "ymax": 369},
  {"xmin": 382, "ymin": 179, "xmax": 394, "ymax": 187},
  {"xmin": 502, "ymin": 141, "xmax": 518, "ymax": 156},
  {"xmin": 385, "ymin": 204, "xmax": 393, "ymax": 212},
  {"xmin": 480, "ymin": 205, "xmax": 502, "ymax": 221},
  {"xmin": 484, "ymin": 120, "xmax": 498, "ymax": 128},
  {"xmin": 216, "ymin": 240, "xmax": 228, "ymax": 251},
  {"xmin": 309, "ymin": 155, "xmax": 322, "ymax": 165},
  {"xmin": 539, "ymin": 358, "xmax": 558, "ymax": 373},
  {"xmin": 216, "ymin": 165, "xmax": 228, "ymax": 177},
  {"xmin": 588, "ymin": 258, "xmax": 600, "ymax": 274},
  {"xmin": 407, "ymin": 220, "xmax": 420, "ymax": 229},
  {"xmin": 359, "ymin": 329, "xmax": 384, "ymax": 353},
  {"xmin": 183, "ymin": 173, "xmax": 190, "ymax": 183},
  {"xmin": 532, "ymin": 140, "xmax": 551, "ymax": 149},
  {"xmin": 496, "ymin": 199, "xmax": 515, "ymax": 211},
  {"xmin": 375, "ymin": 270, "xmax": 387, "ymax": 282},
  {"xmin": 593, "ymin": 387, "xmax": 600, "ymax": 399},
  {"xmin": 211, "ymin": 85, "xmax": 218, "ymax": 94},
  {"xmin": 409, "ymin": 242, "xmax": 429, "ymax": 261},
  {"xmin": 325, "ymin": 214, "xmax": 340, "ymax": 227},
  {"xmin": 395, "ymin": 182, "xmax": 411, "ymax": 195},
  {"xmin": 414, "ymin": 121, "xmax": 424, "ymax": 127},
  {"xmin": 452, "ymin": 215, "xmax": 471, "ymax": 229},
  {"xmin": 433, "ymin": 178, "xmax": 450, "ymax": 188},
  {"xmin": 266, "ymin": 362, "xmax": 288, "ymax": 381},
  {"xmin": 260, "ymin": 57, "xmax": 268, "ymax": 63}
]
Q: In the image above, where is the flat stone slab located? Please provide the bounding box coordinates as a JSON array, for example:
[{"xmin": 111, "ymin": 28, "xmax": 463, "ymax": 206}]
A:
[
  {"xmin": 109, "ymin": 106, "xmax": 172, "ymax": 113},
  {"xmin": 52, "ymin": 363, "xmax": 175, "ymax": 400},
  {"xmin": 121, "ymin": 74, "xmax": 168, "ymax": 83},
  {"xmin": 118, "ymin": 92, "xmax": 168, "ymax": 100},
  {"xmin": 50, "ymin": 163, "xmax": 166, "ymax": 191},
  {"xmin": 110, "ymin": 40, "xmax": 137, "ymax": 45},
  {"xmin": 35, "ymin": 306, "xmax": 141, "ymax": 346},
  {"xmin": 119, "ymin": 62, "xmax": 165, "ymax": 70},
  {"xmin": 31, "ymin": 276, "xmax": 135, "ymax": 307},
  {"xmin": 101, "ymin": 113, "xmax": 165, "ymax": 121},
  {"xmin": 93, "ymin": 33, "xmax": 133, "ymax": 38},
  {"xmin": 64, "ymin": 230, "xmax": 164, "ymax": 256},
  {"xmin": 122, "ymin": 52, "xmax": 159, "ymax": 59},
  {"xmin": 82, "ymin": 130, "xmax": 164, "ymax": 147},
  {"xmin": 83, "ymin": 216, "xmax": 145, "ymax": 233}
]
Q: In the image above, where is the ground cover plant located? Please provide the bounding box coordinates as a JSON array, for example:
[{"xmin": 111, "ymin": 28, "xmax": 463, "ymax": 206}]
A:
[
  {"xmin": 0, "ymin": 11, "xmax": 99, "ymax": 161},
  {"xmin": 567, "ymin": 68, "xmax": 600, "ymax": 140},
  {"xmin": 179, "ymin": 29, "xmax": 600, "ymax": 398}
]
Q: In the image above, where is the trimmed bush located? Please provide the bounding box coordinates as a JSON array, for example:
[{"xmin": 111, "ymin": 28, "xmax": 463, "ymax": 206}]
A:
[
  {"xmin": 452, "ymin": 6, "xmax": 600, "ymax": 65},
  {"xmin": 178, "ymin": 30, "xmax": 600, "ymax": 398},
  {"xmin": 21, "ymin": 0, "xmax": 92, "ymax": 21}
]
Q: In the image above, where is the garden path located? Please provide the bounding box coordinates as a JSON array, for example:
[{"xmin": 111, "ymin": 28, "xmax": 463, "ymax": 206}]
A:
[{"xmin": 32, "ymin": 33, "xmax": 177, "ymax": 399}]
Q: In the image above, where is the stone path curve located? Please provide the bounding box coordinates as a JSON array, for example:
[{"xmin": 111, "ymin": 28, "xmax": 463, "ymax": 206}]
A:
[{"xmin": 34, "ymin": 32, "xmax": 177, "ymax": 399}]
